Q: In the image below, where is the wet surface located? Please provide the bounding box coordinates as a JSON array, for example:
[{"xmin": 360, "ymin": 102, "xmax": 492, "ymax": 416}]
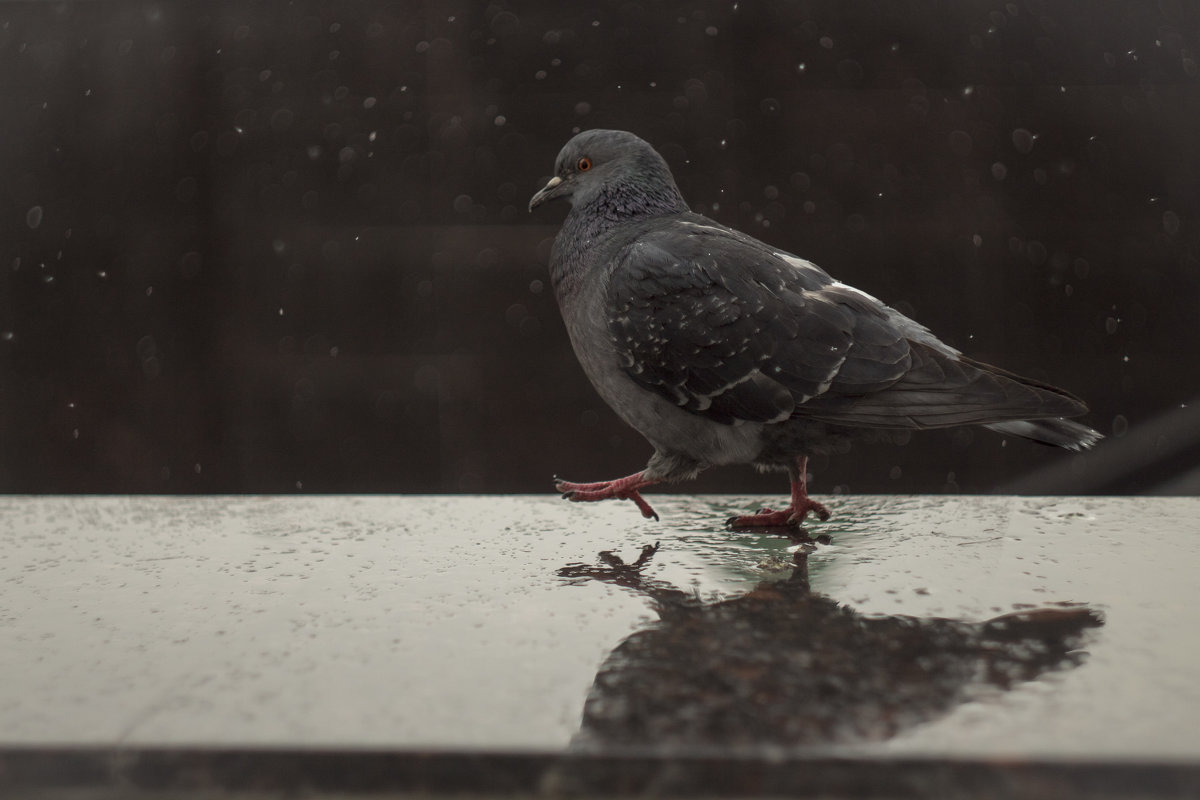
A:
[{"xmin": 1, "ymin": 494, "xmax": 1198, "ymax": 762}]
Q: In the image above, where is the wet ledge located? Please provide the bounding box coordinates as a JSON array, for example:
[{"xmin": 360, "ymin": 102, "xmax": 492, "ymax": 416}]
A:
[{"xmin": 2, "ymin": 495, "xmax": 1197, "ymax": 796}]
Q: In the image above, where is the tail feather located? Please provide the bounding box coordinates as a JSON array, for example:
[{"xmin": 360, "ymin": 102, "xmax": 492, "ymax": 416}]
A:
[{"xmin": 984, "ymin": 418, "xmax": 1103, "ymax": 451}]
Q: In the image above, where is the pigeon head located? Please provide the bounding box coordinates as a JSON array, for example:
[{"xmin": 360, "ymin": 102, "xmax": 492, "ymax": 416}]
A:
[{"xmin": 529, "ymin": 129, "xmax": 687, "ymax": 216}]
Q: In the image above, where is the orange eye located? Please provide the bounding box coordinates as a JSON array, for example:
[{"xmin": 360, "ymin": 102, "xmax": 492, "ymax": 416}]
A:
[{"xmin": 577, "ymin": 156, "xmax": 592, "ymax": 171}]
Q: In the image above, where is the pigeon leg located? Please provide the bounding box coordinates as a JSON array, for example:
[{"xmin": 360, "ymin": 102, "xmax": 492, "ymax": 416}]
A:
[
  {"xmin": 727, "ymin": 456, "xmax": 831, "ymax": 529},
  {"xmin": 556, "ymin": 471, "xmax": 660, "ymax": 521}
]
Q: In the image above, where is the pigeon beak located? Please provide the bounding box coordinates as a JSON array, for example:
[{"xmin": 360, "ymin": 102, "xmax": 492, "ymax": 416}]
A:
[{"xmin": 529, "ymin": 176, "xmax": 564, "ymax": 212}]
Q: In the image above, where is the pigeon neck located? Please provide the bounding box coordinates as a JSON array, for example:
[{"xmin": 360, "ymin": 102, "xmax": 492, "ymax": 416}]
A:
[{"xmin": 551, "ymin": 181, "xmax": 687, "ymax": 293}]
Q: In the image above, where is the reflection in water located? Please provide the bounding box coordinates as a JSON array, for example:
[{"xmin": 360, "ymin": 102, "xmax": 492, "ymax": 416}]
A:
[{"xmin": 559, "ymin": 543, "xmax": 1102, "ymax": 751}]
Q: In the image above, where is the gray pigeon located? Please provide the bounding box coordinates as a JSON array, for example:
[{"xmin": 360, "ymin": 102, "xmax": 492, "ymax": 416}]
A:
[{"xmin": 530, "ymin": 129, "xmax": 1101, "ymax": 527}]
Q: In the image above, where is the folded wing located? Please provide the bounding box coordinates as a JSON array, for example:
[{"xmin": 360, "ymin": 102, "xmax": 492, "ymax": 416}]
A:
[{"xmin": 606, "ymin": 218, "xmax": 1088, "ymax": 430}]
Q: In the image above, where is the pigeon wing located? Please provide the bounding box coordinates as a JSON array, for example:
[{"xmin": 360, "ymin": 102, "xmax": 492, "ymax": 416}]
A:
[
  {"xmin": 606, "ymin": 219, "xmax": 1087, "ymax": 430},
  {"xmin": 605, "ymin": 221, "xmax": 912, "ymax": 426}
]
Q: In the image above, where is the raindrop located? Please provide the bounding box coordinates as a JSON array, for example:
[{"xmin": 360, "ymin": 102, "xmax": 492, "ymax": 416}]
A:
[
  {"xmin": 948, "ymin": 129, "xmax": 973, "ymax": 157},
  {"xmin": 819, "ymin": 36, "xmax": 833, "ymax": 49},
  {"xmin": 26, "ymin": 206, "xmax": 43, "ymax": 229},
  {"xmin": 1104, "ymin": 316, "xmax": 1119, "ymax": 334},
  {"xmin": 1112, "ymin": 415, "xmax": 1128, "ymax": 437},
  {"xmin": 574, "ymin": 101, "xmax": 591, "ymax": 115},
  {"xmin": 490, "ymin": 11, "xmax": 519, "ymax": 36},
  {"xmin": 505, "ymin": 303, "xmax": 528, "ymax": 328},
  {"xmin": 1012, "ymin": 128, "xmax": 1036, "ymax": 154},
  {"xmin": 270, "ymin": 108, "xmax": 293, "ymax": 132},
  {"xmin": 1163, "ymin": 210, "xmax": 1181, "ymax": 235},
  {"xmin": 836, "ymin": 59, "xmax": 863, "ymax": 83},
  {"xmin": 136, "ymin": 335, "xmax": 157, "ymax": 360},
  {"xmin": 705, "ymin": 26, "xmax": 718, "ymax": 36}
]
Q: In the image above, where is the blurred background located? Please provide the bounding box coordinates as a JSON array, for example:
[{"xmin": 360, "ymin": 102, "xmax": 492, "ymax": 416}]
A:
[{"xmin": 2, "ymin": 0, "xmax": 1198, "ymax": 497}]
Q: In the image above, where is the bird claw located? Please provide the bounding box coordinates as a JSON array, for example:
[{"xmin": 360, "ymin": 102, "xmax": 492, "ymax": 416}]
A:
[{"xmin": 553, "ymin": 473, "xmax": 660, "ymax": 521}]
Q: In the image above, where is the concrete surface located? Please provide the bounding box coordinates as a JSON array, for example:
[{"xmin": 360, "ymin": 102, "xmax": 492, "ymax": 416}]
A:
[{"xmin": 1, "ymin": 494, "xmax": 1198, "ymax": 764}]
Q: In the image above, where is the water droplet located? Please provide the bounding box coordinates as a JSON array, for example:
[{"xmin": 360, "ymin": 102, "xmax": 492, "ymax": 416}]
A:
[
  {"xmin": 1112, "ymin": 415, "xmax": 1129, "ymax": 437},
  {"xmin": 948, "ymin": 129, "xmax": 973, "ymax": 157},
  {"xmin": 26, "ymin": 206, "xmax": 43, "ymax": 229},
  {"xmin": 1012, "ymin": 128, "xmax": 1036, "ymax": 154},
  {"xmin": 1163, "ymin": 210, "xmax": 1181, "ymax": 235}
]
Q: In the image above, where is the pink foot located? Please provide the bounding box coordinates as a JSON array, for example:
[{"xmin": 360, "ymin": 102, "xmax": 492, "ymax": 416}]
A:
[
  {"xmin": 727, "ymin": 455, "xmax": 830, "ymax": 529},
  {"xmin": 727, "ymin": 498, "xmax": 830, "ymax": 529},
  {"xmin": 555, "ymin": 472, "xmax": 660, "ymax": 521}
]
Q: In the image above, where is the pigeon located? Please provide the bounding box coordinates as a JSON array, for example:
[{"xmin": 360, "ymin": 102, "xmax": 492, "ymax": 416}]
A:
[{"xmin": 529, "ymin": 129, "xmax": 1101, "ymax": 528}]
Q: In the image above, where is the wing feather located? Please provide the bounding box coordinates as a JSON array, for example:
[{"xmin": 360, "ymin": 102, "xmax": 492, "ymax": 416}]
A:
[{"xmin": 606, "ymin": 215, "xmax": 1086, "ymax": 430}]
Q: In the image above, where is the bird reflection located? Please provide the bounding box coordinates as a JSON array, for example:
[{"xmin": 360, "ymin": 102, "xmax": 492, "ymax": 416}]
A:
[{"xmin": 559, "ymin": 543, "xmax": 1102, "ymax": 751}]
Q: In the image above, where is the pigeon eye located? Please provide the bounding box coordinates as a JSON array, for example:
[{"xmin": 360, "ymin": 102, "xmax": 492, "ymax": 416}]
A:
[{"xmin": 577, "ymin": 157, "xmax": 592, "ymax": 172}]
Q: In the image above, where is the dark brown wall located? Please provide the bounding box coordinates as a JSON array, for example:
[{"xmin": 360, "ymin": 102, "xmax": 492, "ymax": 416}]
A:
[{"xmin": 3, "ymin": 0, "xmax": 1199, "ymax": 495}]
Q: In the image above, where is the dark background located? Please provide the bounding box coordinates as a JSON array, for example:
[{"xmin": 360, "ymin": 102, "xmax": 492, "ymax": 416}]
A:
[{"xmin": 2, "ymin": 0, "xmax": 1199, "ymax": 497}]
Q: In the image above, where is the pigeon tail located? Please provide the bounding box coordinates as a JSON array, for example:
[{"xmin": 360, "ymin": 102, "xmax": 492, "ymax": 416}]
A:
[{"xmin": 984, "ymin": 418, "xmax": 1103, "ymax": 451}]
